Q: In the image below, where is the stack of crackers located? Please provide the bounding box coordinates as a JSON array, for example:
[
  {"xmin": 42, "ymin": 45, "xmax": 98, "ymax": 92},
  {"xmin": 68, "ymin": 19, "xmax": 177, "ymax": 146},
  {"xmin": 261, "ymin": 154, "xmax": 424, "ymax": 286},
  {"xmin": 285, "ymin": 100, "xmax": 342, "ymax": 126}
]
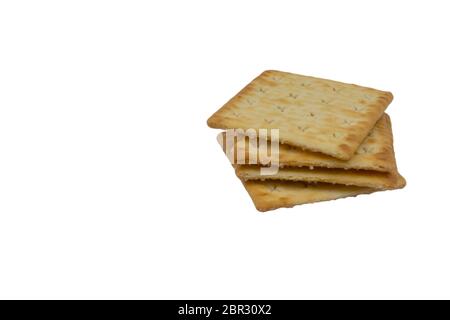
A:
[{"xmin": 207, "ymin": 70, "xmax": 406, "ymax": 212}]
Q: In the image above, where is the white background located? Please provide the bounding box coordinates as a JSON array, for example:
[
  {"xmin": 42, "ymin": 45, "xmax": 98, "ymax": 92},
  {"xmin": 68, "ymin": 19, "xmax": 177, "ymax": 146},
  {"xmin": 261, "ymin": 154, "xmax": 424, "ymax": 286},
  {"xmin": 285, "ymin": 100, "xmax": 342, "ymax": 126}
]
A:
[{"xmin": 0, "ymin": 0, "xmax": 449, "ymax": 299}]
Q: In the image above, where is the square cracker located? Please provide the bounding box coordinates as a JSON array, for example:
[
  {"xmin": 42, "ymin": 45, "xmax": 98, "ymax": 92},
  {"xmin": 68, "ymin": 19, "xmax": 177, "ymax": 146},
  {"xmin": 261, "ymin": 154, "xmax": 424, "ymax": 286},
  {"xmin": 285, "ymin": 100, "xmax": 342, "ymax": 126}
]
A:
[
  {"xmin": 208, "ymin": 70, "xmax": 393, "ymax": 160},
  {"xmin": 242, "ymin": 180, "xmax": 402, "ymax": 212},
  {"xmin": 236, "ymin": 165, "xmax": 406, "ymax": 189},
  {"xmin": 220, "ymin": 113, "xmax": 397, "ymax": 172}
]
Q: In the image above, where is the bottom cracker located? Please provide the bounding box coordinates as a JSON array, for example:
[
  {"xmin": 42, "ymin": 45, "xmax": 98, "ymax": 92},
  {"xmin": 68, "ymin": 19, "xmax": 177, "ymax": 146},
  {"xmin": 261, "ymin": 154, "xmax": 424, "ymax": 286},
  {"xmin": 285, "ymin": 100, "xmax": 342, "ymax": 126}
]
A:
[{"xmin": 242, "ymin": 180, "xmax": 401, "ymax": 212}]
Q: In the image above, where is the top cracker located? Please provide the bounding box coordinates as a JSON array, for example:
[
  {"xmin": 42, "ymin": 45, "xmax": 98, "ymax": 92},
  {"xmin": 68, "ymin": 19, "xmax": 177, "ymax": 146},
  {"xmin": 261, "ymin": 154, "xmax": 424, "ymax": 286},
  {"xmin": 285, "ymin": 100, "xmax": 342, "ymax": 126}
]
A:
[{"xmin": 207, "ymin": 70, "xmax": 393, "ymax": 160}]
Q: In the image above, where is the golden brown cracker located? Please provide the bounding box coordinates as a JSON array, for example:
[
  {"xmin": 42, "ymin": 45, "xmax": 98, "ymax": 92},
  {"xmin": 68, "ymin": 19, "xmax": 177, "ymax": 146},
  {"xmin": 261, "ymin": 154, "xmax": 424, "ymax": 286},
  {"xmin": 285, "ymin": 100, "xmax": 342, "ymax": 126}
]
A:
[
  {"xmin": 236, "ymin": 165, "xmax": 406, "ymax": 189},
  {"xmin": 208, "ymin": 70, "xmax": 393, "ymax": 160},
  {"xmin": 242, "ymin": 179, "xmax": 405, "ymax": 212},
  {"xmin": 219, "ymin": 114, "xmax": 397, "ymax": 172}
]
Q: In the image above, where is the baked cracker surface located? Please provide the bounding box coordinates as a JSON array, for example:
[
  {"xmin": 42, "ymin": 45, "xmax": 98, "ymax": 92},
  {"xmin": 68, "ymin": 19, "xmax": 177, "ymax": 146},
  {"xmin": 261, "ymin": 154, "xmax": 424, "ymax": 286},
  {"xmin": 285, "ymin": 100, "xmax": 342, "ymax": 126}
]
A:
[
  {"xmin": 208, "ymin": 70, "xmax": 393, "ymax": 160},
  {"xmin": 236, "ymin": 165, "xmax": 406, "ymax": 189},
  {"xmin": 220, "ymin": 113, "xmax": 397, "ymax": 172},
  {"xmin": 242, "ymin": 179, "xmax": 405, "ymax": 212}
]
